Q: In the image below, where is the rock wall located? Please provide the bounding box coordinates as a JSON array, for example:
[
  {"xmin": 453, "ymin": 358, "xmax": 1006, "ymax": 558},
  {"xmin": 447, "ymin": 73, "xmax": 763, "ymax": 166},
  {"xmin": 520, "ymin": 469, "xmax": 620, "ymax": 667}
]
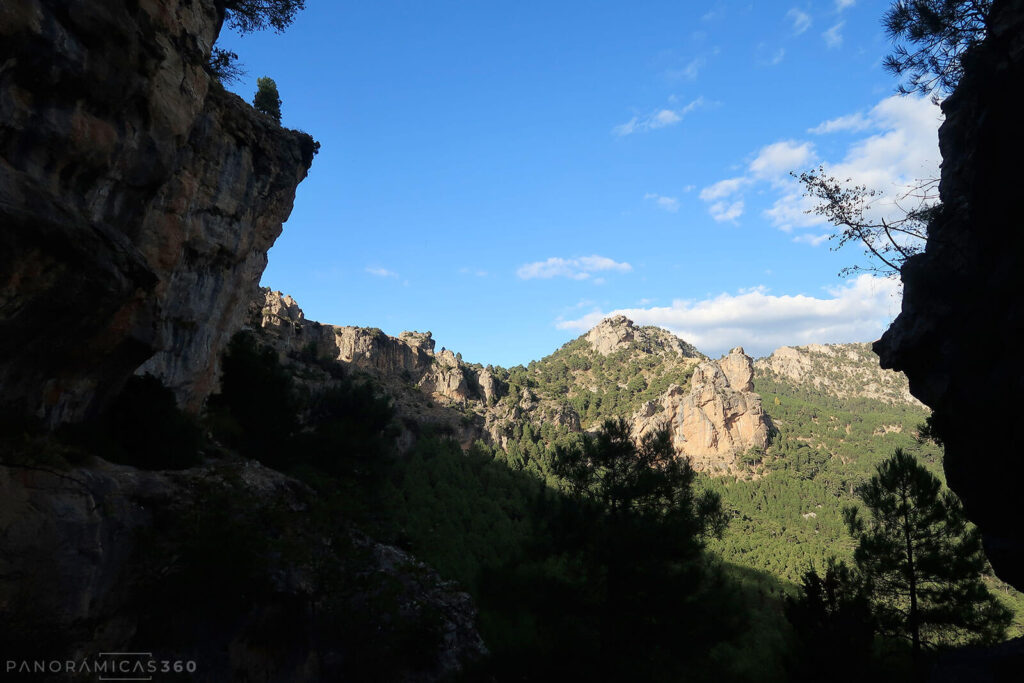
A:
[
  {"xmin": 0, "ymin": 0, "xmax": 315, "ymax": 424},
  {"xmin": 633, "ymin": 348, "xmax": 772, "ymax": 475},
  {"xmin": 0, "ymin": 458, "xmax": 486, "ymax": 681},
  {"xmin": 875, "ymin": 0, "xmax": 1024, "ymax": 589},
  {"xmin": 757, "ymin": 343, "xmax": 923, "ymax": 406}
]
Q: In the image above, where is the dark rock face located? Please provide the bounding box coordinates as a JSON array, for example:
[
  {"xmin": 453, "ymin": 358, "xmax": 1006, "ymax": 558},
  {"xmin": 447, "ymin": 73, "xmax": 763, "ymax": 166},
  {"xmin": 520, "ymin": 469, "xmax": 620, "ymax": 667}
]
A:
[
  {"xmin": 875, "ymin": 0, "xmax": 1024, "ymax": 589},
  {"xmin": 0, "ymin": 459, "xmax": 487, "ymax": 681},
  {"xmin": 0, "ymin": 0, "xmax": 315, "ymax": 424}
]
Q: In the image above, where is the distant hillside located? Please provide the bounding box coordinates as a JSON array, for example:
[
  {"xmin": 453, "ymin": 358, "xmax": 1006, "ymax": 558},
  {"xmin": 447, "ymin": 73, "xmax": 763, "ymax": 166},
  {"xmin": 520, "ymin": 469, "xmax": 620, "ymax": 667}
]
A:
[{"xmin": 755, "ymin": 343, "xmax": 922, "ymax": 406}]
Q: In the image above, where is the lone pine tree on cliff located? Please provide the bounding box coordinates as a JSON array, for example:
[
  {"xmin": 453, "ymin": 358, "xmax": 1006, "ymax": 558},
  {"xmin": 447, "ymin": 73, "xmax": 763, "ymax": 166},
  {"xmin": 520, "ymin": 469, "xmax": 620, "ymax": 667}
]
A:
[
  {"xmin": 253, "ymin": 77, "xmax": 283, "ymax": 123},
  {"xmin": 844, "ymin": 449, "xmax": 1011, "ymax": 656}
]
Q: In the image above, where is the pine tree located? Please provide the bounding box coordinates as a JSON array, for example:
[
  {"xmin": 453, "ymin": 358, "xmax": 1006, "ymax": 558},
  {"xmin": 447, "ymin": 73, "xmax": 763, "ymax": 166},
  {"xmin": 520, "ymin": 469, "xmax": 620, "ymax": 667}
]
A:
[
  {"xmin": 253, "ymin": 76, "xmax": 282, "ymax": 123},
  {"xmin": 844, "ymin": 449, "xmax": 1011, "ymax": 655}
]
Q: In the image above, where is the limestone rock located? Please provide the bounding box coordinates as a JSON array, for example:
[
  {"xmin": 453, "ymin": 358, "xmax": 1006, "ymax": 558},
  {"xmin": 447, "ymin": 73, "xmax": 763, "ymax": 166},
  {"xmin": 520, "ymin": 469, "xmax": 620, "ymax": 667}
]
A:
[
  {"xmin": 874, "ymin": 0, "xmax": 1024, "ymax": 590},
  {"xmin": 755, "ymin": 343, "xmax": 922, "ymax": 406},
  {"xmin": 585, "ymin": 315, "xmax": 701, "ymax": 358},
  {"xmin": 0, "ymin": 0, "xmax": 315, "ymax": 423},
  {"xmin": 720, "ymin": 347, "xmax": 754, "ymax": 392},
  {"xmin": 631, "ymin": 351, "xmax": 771, "ymax": 476}
]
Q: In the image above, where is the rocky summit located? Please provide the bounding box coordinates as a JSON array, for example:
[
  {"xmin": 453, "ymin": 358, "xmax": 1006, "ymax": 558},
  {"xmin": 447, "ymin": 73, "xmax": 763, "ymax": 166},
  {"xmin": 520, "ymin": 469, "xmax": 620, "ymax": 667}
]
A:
[{"xmin": 252, "ymin": 296, "xmax": 771, "ymax": 476}]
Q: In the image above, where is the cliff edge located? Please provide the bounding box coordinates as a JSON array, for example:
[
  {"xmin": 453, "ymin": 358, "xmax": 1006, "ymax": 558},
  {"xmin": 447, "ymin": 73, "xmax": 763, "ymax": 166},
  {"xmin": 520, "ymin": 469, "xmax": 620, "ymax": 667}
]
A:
[
  {"xmin": 0, "ymin": 0, "xmax": 316, "ymax": 424},
  {"xmin": 875, "ymin": 0, "xmax": 1024, "ymax": 589}
]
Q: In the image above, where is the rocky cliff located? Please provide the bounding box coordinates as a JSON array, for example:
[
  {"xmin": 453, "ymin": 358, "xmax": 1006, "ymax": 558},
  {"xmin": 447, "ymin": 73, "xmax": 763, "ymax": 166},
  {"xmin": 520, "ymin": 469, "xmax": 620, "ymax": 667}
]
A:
[
  {"xmin": 633, "ymin": 348, "xmax": 771, "ymax": 475},
  {"xmin": 756, "ymin": 343, "xmax": 923, "ymax": 406},
  {"xmin": 0, "ymin": 0, "xmax": 315, "ymax": 424},
  {"xmin": 252, "ymin": 298, "xmax": 771, "ymax": 476},
  {"xmin": 875, "ymin": 0, "xmax": 1024, "ymax": 589}
]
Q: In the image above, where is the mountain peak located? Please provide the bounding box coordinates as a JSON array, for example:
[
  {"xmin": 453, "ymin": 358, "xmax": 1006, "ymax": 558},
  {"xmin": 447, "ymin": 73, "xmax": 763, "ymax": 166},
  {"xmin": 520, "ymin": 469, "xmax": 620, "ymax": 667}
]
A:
[{"xmin": 584, "ymin": 316, "xmax": 701, "ymax": 359}]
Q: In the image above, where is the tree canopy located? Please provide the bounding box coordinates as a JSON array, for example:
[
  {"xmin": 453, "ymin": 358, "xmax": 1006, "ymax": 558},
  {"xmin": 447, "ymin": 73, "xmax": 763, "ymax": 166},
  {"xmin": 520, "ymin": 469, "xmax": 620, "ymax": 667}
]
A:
[
  {"xmin": 253, "ymin": 76, "xmax": 283, "ymax": 123},
  {"xmin": 883, "ymin": 0, "xmax": 992, "ymax": 95},
  {"xmin": 221, "ymin": 0, "xmax": 306, "ymax": 35},
  {"xmin": 844, "ymin": 449, "xmax": 1011, "ymax": 654}
]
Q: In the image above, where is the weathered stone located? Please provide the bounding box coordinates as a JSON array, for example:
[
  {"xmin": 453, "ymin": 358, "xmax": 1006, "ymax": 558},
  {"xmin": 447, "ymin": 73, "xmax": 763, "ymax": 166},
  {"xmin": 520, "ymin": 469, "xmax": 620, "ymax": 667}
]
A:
[
  {"xmin": 756, "ymin": 343, "xmax": 922, "ymax": 406},
  {"xmin": 632, "ymin": 350, "xmax": 771, "ymax": 476},
  {"xmin": 585, "ymin": 315, "xmax": 701, "ymax": 358},
  {"xmin": 0, "ymin": 0, "xmax": 315, "ymax": 423}
]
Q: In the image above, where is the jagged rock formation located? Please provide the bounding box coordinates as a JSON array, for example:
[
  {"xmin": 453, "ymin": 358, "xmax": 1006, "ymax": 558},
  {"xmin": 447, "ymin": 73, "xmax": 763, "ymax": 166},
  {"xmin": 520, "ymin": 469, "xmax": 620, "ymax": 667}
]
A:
[
  {"xmin": 0, "ymin": 0, "xmax": 315, "ymax": 424},
  {"xmin": 254, "ymin": 289, "xmax": 479, "ymax": 406},
  {"xmin": 875, "ymin": 0, "xmax": 1024, "ymax": 590},
  {"xmin": 632, "ymin": 348, "xmax": 771, "ymax": 475},
  {"xmin": 251, "ymin": 289, "xmax": 491, "ymax": 447},
  {"xmin": 756, "ymin": 343, "xmax": 923, "ymax": 406},
  {"xmin": 0, "ymin": 458, "xmax": 486, "ymax": 681}
]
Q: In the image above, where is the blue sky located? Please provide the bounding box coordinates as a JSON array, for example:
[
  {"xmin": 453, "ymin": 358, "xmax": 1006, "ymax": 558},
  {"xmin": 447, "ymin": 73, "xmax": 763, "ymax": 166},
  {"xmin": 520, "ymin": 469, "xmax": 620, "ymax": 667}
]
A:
[{"xmin": 216, "ymin": 0, "xmax": 941, "ymax": 366}]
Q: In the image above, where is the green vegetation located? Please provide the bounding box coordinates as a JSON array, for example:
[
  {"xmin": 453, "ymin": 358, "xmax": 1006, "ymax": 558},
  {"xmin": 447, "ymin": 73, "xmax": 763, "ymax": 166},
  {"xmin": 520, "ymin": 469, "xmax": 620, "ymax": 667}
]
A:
[
  {"xmin": 490, "ymin": 330, "xmax": 699, "ymax": 428},
  {"xmin": 845, "ymin": 449, "xmax": 1011, "ymax": 653},
  {"xmin": 883, "ymin": 0, "xmax": 992, "ymax": 95},
  {"xmin": 253, "ymin": 76, "xmax": 283, "ymax": 123},
  {"xmin": 706, "ymin": 372, "xmax": 943, "ymax": 584}
]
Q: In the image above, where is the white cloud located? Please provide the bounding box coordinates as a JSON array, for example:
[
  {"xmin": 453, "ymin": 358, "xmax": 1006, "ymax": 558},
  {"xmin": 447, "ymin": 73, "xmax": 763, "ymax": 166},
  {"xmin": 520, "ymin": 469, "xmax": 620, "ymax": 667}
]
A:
[
  {"xmin": 709, "ymin": 199, "xmax": 744, "ymax": 223},
  {"xmin": 836, "ymin": 0, "xmax": 856, "ymax": 10},
  {"xmin": 787, "ymin": 8, "xmax": 811, "ymax": 35},
  {"xmin": 556, "ymin": 274, "xmax": 901, "ymax": 358},
  {"xmin": 517, "ymin": 255, "xmax": 633, "ymax": 280},
  {"xmin": 366, "ymin": 267, "xmax": 398, "ymax": 278},
  {"xmin": 700, "ymin": 176, "xmax": 748, "ymax": 201},
  {"xmin": 808, "ymin": 112, "xmax": 871, "ymax": 134},
  {"xmin": 644, "ymin": 193, "xmax": 680, "ymax": 212},
  {"xmin": 459, "ymin": 267, "xmax": 488, "ymax": 277},
  {"xmin": 766, "ymin": 94, "xmax": 942, "ymax": 231},
  {"xmin": 823, "ymin": 22, "xmax": 844, "ymax": 48},
  {"xmin": 768, "ymin": 48, "xmax": 785, "ymax": 66},
  {"xmin": 748, "ymin": 140, "xmax": 815, "ymax": 180},
  {"xmin": 614, "ymin": 97, "xmax": 705, "ymax": 136},
  {"xmin": 793, "ymin": 232, "xmax": 831, "ymax": 246},
  {"xmin": 699, "ymin": 94, "xmax": 941, "ymax": 237}
]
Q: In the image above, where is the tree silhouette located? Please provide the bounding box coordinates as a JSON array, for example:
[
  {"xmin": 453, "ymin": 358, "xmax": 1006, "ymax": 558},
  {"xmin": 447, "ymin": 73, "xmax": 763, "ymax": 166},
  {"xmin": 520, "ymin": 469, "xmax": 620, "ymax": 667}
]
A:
[
  {"xmin": 795, "ymin": 167, "xmax": 935, "ymax": 277},
  {"xmin": 844, "ymin": 449, "xmax": 1011, "ymax": 656},
  {"xmin": 883, "ymin": 0, "xmax": 991, "ymax": 96},
  {"xmin": 220, "ymin": 0, "xmax": 306, "ymax": 35},
  {"xmin": 253, "ymin": 76, "xmax": 283, "ymax": 123},
  {"xmin": 785, "ymin": 558, "xmax": 875, "ymax": 682}
]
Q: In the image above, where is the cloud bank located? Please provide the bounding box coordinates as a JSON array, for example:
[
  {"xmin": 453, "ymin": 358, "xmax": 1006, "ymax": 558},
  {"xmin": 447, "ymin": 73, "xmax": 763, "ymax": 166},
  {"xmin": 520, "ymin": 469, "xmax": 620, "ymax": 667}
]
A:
[
  {"xmin": 556, "ymin": 274, "xmax": 901, "ymax": 358},
  {"xmin": 517, "ymin": 255, "xmax": 633, "ymax": 281}
]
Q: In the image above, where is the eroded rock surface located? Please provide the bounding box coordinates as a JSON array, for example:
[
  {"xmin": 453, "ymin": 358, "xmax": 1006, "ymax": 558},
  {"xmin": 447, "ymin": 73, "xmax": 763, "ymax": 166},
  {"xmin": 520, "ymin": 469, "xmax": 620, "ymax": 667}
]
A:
[
  {"xmin": 0, "ymin": 0, "xmax": 315, "ymax": 424},
  {"xmin": 757, "ymin": 343, "xmax": 923, "ymax": 406},
  {"xmin": 632, "ymin": 348, "xmax": 771, "ymax": 475}
]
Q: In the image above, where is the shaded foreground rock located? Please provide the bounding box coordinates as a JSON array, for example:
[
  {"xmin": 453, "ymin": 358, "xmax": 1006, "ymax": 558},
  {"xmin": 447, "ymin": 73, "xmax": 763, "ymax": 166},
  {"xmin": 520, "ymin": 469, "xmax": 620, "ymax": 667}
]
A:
[
  {"xmin": 0, "ymin": 0, "xmax": 315, "ymax": 425},
  {"xmin": 0, "ymin": 458, "xmax": 486, "ymax": 681},
  {"xmin": 874, "ymin": 0, "xmax": 1024, "ymax": 590}
]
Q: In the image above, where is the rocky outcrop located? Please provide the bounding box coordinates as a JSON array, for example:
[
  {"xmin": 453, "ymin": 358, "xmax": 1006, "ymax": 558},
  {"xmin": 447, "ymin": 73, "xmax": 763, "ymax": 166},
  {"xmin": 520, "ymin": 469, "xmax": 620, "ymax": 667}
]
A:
[
  {"xmin": 585, "ymin": 315, "xmax": 702, "ymax": 358},
  {"xmin": 756, "ymin": 343, "xmax": 922, "ymax": 406},
  {"xmin": 632, "ymin": 349, "xmax": 771, "ymax": 475},
  {"xmin": 0, "ymin": 0, "xmax": 315, "ymax": 424},
  {"xmin": 874, "ymin": 0, "xmax": 1024, "ymax": 589},
  {"xmin": 0, "ymin": 458, "xmax": 486, "ymax": 681},
  {"xmin": 720, "ymin": 346, "xmax": 754, "ymax": 392},
  {"xmin": 252, "ymin": 289, "xmax": 484, "ymax": 407}
]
